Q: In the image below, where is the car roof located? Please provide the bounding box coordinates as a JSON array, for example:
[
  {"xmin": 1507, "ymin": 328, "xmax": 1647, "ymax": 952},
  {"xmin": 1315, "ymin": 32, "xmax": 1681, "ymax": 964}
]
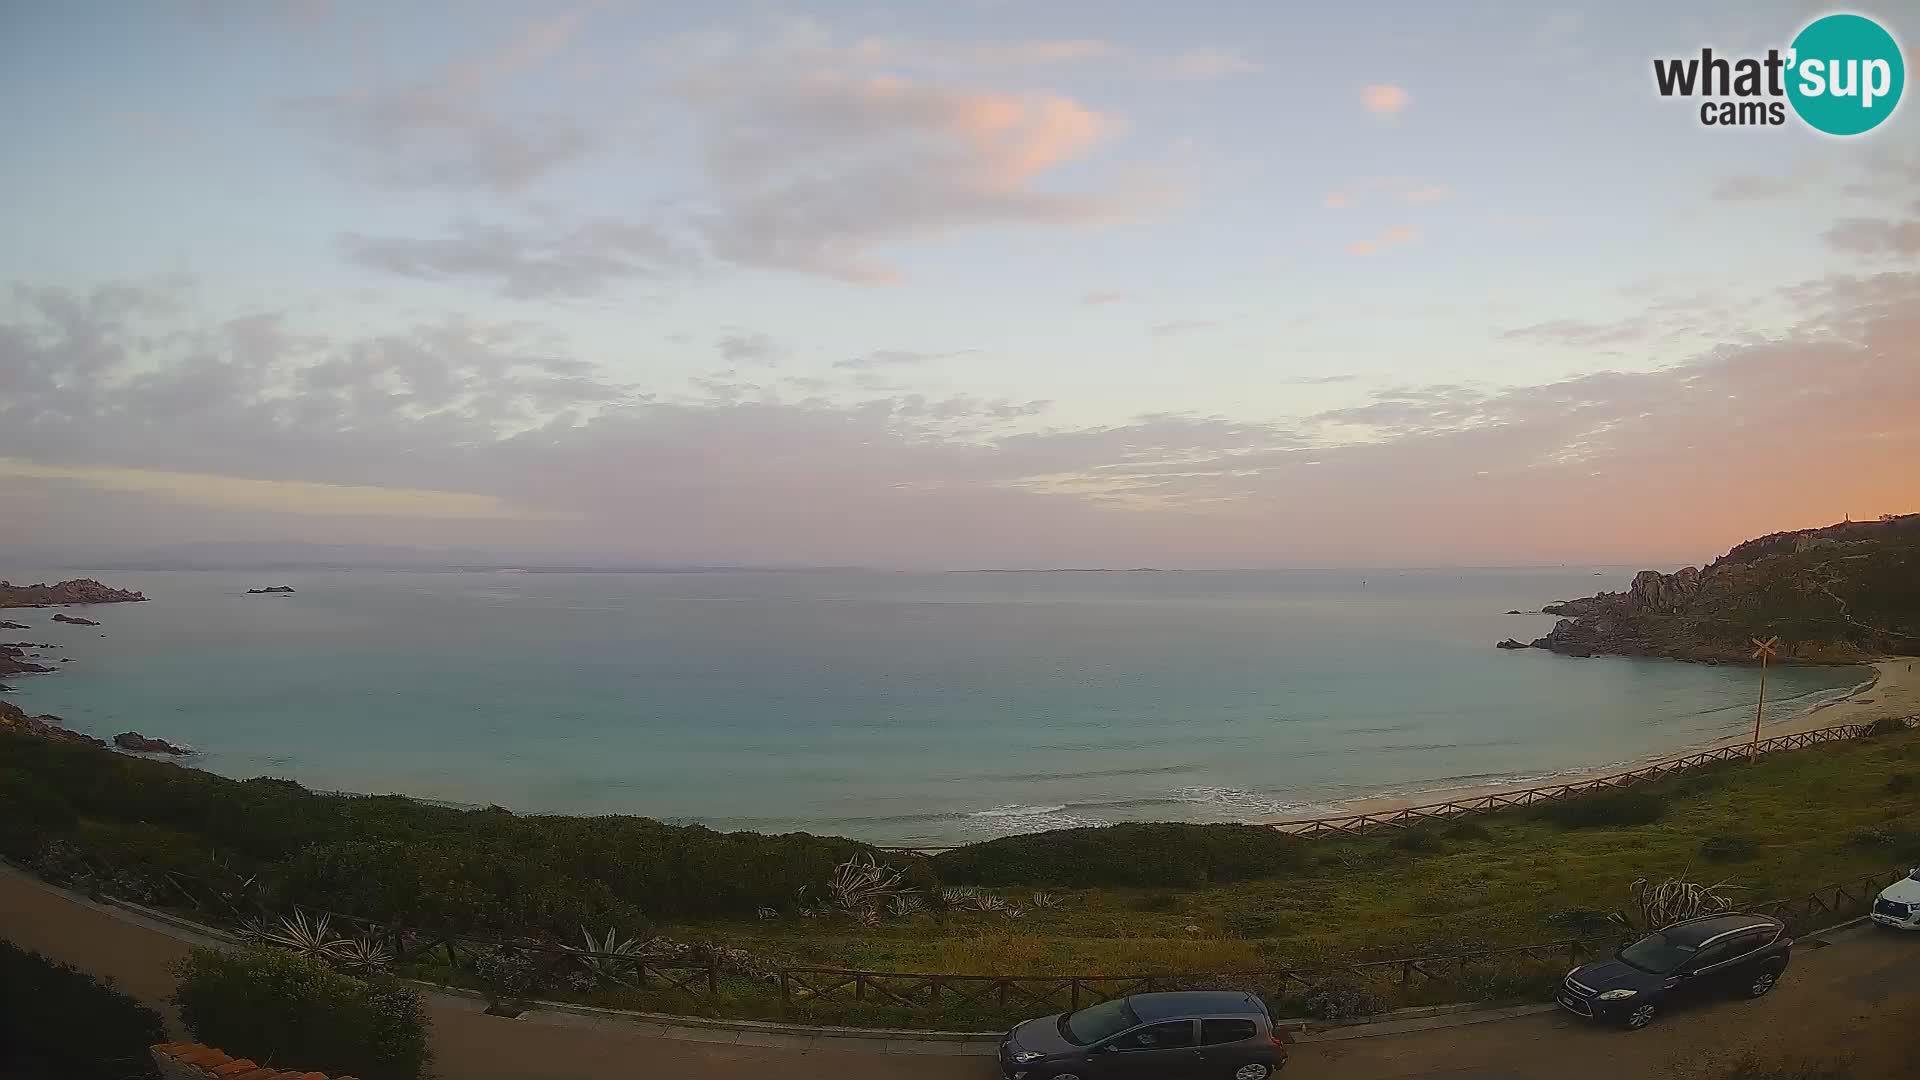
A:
[
  {"xmin": 1126, "ymin": 991, "xmax": 1265, "ymax": 1022},
  {"xmin": 1663, "ymin": 913, "xmax": 1781, "ymax": 946}
]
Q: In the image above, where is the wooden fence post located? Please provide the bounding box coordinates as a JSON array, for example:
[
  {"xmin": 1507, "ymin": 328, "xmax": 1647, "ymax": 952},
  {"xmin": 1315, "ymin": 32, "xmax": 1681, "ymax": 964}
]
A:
[{"xmin": 708, "ymin": 958, "xmax": 720, "ymax": 999}]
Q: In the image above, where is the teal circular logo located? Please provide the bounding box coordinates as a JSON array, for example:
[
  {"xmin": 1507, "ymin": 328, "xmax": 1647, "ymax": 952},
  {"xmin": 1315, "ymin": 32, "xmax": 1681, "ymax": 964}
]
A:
[{"xmin": 1787, "ymin": 14, "xmax": 1905, "ymax": 135}]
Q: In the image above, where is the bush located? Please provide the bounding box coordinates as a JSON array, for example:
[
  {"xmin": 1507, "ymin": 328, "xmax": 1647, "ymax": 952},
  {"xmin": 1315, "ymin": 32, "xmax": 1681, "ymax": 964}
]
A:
[
  {"xmin": 1700, "ymin": 834, "xmax": 1760, "ymax": 863},
  {"xmin": 1, "ymin": 940, "xmax": 165, "ymax": 1080},
  {"xmin": 0, "ymin": 768, "xmax": 77, "ymax": 861},
  {"xmin": 1886, "ymin": 773, "xmax": 1916, "ymax": 795},
  {"xmin": 1388, "ymin": 828, "xmax": 1443, "ymax": 854},
  {"xmin": 1442, "ymin": 819, "xmax": 1492, "ymax": 842},
  {"xmin": 1131, "ymin": 892, "xmax": 1181, "ymax": 913},
  {"xmin": 1862, "ymin": 716, "xmax": 1911, "ymax": 738},
  {"xmin": 0, "ymin": 732, "xmax": 890, "ymax": 934},
  {"xmin": 932, "ymin": 823, "xmax": 1307, "ymax": 887},
  {"xmin": 1536, "ymin": 790, "xmax": 1668, "ymax": 829},
  {"xmin": 1300, "ymin": 975, "xmax": 1386, "ymax": 1020},
  {"xmin": 1226, "ymin": 909, "xmax": 1289, "ymax": 938},
  {"xmin": 172, "ymin": 946, "xmax": 429, "ymax": 1080}
]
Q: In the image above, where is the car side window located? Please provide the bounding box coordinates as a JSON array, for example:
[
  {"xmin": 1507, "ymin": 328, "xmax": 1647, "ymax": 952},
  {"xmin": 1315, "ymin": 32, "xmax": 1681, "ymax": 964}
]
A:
[
  {"xmin": 1111, "ymin": 1020, "xmax": 1196, "ymax": 1051},
  {"xmin": 1202, "ymin": 1018, "xmax": 1258, "ymax": 1045},
  {"xmin": 1691, "ymin": 930, "xmax": 1770, "ymax": 970}
]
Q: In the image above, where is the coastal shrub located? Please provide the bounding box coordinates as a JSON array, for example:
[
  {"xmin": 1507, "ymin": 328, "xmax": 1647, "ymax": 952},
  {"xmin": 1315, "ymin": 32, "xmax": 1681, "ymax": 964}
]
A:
[
  {"xmin": 1536, "ymin": 789, "xmax": 1667, "ymax": 829},
  {"xmin": 1131, "ymin": 891, "xmax": 1181, "ymax": 913},
  {"xmin": 172, "ymin": 946, "xmax": 429, "ymax": 1080},
  {"xmin": 1700, "ymin": 834, "xmax": 1760, "ymax": 863},
  {"xmin": 1, "ymin": 939, "xmax": 165, "ymax": 1080},
  {"xmin": 1299, "ymin": 975, "xmax": 1386, "ymax": 1020},
  {"xmin": 1885, "ymin": 773, "xmax": 1916, "ymax": 795},
  {"xmin": 1388, "ymin": 827, "xmax": 1443, "ymax": 854},
  {"xmin": 1442, "ymin": 819, "xmax": 1492, "ymax": 842},
  {"xmin": 1861, "ymin": 716, "xmax": 1911, "ymax": 738},
  {"xmin": 931, "ymin": 823, "xmax": 1307, "ymax": 887},
  {"xmin": 0, "ymin": 767, "xmax": 75, "ymax": 860},
  {"xmin": 0, "ymin": 732, "xmax": 894, "ymax": 933},
  {"xmin": 1226, "ymin": 909, "xmax": 1290, "ymax": 938}
]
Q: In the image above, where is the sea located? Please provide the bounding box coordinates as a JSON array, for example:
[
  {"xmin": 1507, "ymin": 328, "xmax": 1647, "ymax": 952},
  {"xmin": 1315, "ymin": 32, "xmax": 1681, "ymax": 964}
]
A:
[{"xmin": 0, "ymin": 567, "xmax": 1868, "ymax": 846}]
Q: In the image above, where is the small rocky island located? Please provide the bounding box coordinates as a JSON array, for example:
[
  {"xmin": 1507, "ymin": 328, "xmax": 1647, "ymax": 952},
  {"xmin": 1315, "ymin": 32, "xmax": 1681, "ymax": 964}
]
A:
[
  {"xmin": 0, "ymin": 578, "xmax": 148, "ymax": 608},
  {"xmin": 246, "ymin": 586, "xmax": 296, "ymax": 594},
  {"xmin": 1504, "ymin": 514, "xmax": 1919, "ymax": 663},
  {"xmin": 0, "ymin": 621, "xmax": 28, "ymax": 630},
  {"xmin": 113, "ymin": 731, "xmax": 192, "ymax": 755},
  {"xmin": 51, "ymin": 613, "xmax": 100, "ymax": 626}
]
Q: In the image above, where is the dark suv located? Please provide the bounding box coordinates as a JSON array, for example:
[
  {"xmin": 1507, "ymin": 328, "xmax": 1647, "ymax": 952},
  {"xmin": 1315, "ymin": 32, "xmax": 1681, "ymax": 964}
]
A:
[
  {"xmin": 1557, "ymin": 913, "xmax": 1791, "ymax": 1030},
  {"xmin": 999, "ymin": 990, "xmax": 1287, "ymax": 1079}
]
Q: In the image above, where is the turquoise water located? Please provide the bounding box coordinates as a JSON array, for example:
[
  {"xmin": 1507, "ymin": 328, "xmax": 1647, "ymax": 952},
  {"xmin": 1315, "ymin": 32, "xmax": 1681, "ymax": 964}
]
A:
[{"xmin": 1, "ymin": 568, "xmax": 1866, "ymax": 845}]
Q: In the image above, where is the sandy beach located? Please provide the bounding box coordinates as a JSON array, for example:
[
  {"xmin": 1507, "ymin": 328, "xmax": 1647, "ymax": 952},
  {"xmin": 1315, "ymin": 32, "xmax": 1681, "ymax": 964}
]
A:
[{"xmin": 1271, "ymin": 656, "xmax": 1920, "ymax": 825}]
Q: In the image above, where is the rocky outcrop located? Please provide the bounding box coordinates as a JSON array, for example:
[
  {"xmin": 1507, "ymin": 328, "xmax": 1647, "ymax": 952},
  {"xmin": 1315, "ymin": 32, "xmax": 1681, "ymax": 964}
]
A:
[
  {"xmin": 246, "ymin": 585, "xmax": 296, "ymax": 594},
  {"xmin": 0, "ymin": 620, "xmax": 28, "ymax": 630},
  {"xmin": 1514, "ymin": 514, "xmax": 1920, "ymax": 663},
  {"xmin": 0, "ymin": 699, "xmax": 107, "ymax": 748},
  {"xmin": 52, "ymin": 613, "xmax": 100, "ymax": 626},
  {"xmin": 1496, "ymin": 638, "xmax": 1529, "ymax": 649},
  {"xmin": 114, "ymin": 731, "xmax": 191, "ymax": 755},
  {"xmin": 0, "ymin": 652, "xmax": 55, "ymax": 675},
  {"xmin": 0, "ymin": 578, "xmax": 147, "ymax": 608}
]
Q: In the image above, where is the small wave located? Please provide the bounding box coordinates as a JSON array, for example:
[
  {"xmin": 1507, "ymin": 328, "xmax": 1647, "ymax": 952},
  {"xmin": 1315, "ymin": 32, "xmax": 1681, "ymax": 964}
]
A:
[{"xmin": 959, "ymin": 803, "xmax": 1107, "ymax": 835}]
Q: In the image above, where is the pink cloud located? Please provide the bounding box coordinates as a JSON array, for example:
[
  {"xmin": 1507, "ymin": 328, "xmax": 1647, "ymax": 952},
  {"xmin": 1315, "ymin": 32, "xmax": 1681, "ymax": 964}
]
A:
[
  {"xmin": 1347, "ymin": 224, "xmax": 1421, "ymax": 256},
  {"xmin": 1360, "ymin": 84, "xmax": 1410, "ymax": 116}
]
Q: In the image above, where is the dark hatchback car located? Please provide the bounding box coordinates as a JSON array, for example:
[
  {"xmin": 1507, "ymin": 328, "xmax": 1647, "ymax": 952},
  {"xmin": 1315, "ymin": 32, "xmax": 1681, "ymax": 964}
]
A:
[
  {"xmin": 999, "ymin": 990, "xmax": 1287, "ymax": 1079},
  {"xmin": 1558, "ymin": 913, "xmax": 1791, "ymax": 1030}
]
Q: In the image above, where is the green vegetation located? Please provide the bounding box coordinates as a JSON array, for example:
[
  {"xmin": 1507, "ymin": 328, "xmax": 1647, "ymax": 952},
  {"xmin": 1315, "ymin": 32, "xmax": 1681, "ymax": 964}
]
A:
[
  {"xmin": 1, "ymin": 939, "xmax": 166, "ymax": 1080},
  {"xmin": 0, "ymin": 732, "xmax": 892, "ymax": 936},
  {"xmin": 6, "ymin": 722, "xmax": 1920, "ymax": 1030},
  {"xmin": 173, "ymin": 946, "xmax": 429, "ymax": 1080},
  {"xmin": 931, "ymin": 822, "xmax": 1308, "ymax": 887}
]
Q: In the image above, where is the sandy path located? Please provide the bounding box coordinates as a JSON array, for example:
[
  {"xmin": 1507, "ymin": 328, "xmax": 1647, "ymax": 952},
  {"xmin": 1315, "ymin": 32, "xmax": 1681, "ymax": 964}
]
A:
[{"xmin": 1268, "ymin": 656, "xmax": 1920, "ymax": 825}]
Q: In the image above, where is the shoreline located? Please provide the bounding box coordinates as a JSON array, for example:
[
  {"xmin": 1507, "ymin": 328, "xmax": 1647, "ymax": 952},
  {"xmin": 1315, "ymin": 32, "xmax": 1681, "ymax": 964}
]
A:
[{"xmin": 1269, "ymin": 656, "xmax": 1920, "ymax": 825}]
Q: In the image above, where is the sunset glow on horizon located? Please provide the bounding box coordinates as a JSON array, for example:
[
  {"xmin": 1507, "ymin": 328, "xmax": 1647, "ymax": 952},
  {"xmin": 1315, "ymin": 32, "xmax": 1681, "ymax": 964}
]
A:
[{"xmin": 1, "ymin": 0, "xmax": 1915, "ymax": 568}]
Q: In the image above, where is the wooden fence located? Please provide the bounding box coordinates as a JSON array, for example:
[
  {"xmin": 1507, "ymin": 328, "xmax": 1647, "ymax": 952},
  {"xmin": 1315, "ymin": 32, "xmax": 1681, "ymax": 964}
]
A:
[{"xmin": 109, "ymin": 860, "xmax": 1899, "ymax": 1027}]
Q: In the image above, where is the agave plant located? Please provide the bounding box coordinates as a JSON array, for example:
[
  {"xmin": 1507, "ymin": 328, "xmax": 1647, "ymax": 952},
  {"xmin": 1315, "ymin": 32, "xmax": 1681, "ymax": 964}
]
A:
[
  {"xmin": 940, "ymin": 886, "xmax": 979, "ymax": 906},
  {"xmin": 999, "ymin": 905, "xmax": 1025, "ymax": 920},
  {"xmin": 566, "ymin": 926, "xmax": 648, "ymax": 986},
  {"xmin": 1615, "ymin": 875, "xmax": 1740, "ymax": 932},
  {"xmin": 1029, "ymin": 891, "xmax": 1063, "ymax": 910},
  {"xmin": 331, "ymin": 935, "xmax": 394, "ymax": 975},
  {"xmin": 255, "ymin": 909, "xmax": 346, "ymax": 961},
  {"xmin": 825, "ymin": 853, "xmax": 909, "ymax": 917},
  {"xmin": 974, "ymin": 892, "xmax": 1009, "ymax": 913},
  {"xmin": 887, "ymin": 891, "xmax": 927, "ymax": 918},
  {"xmin": 756, "ymin": 906, "xmax": 780, "ymax": 921}
]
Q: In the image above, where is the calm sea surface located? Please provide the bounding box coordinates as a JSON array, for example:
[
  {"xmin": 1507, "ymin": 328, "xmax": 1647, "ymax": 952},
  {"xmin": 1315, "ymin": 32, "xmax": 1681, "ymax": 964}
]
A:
[{"xmin": 2, "ymin": 568, "xmax": 1866, "ymax": 845}]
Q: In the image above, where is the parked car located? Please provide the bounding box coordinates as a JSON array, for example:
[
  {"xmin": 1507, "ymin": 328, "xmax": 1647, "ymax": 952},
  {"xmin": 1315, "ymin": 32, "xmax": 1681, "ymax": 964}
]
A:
[
  {"xmin": 1556, "ymin": 913, "xmax": 1791, "ymax": 1030},
  {"xmin": 999, "ymin": 990, "xmax": 1288, "ymax": 1079},
  {"xmin": 1871, "ymin": 867, "xmax": 1920, "ymax": 929}
]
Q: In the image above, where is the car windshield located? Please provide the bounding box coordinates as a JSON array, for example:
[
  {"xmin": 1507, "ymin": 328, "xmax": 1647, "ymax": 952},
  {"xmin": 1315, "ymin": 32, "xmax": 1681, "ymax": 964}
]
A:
[
  {"xmin": 1618, "ymin": 931, "xmax": 1697, "ymax": 974},
  {"xmin": 1061, "ymin": 999, "xmax": 1141, "ymax": 1045}
]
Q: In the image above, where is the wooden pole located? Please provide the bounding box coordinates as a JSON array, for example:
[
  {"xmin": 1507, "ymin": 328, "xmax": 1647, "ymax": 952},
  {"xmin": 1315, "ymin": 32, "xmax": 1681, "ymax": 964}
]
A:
[{"xmin": 1750, "ymin": 652, "xmax": 1768, "ymax": 761}]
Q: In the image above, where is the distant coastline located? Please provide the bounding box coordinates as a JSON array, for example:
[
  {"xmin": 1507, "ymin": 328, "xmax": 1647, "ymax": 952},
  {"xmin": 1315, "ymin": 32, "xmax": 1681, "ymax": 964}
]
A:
[{"xmin": 950, "ymin": 567, "xmax": 1164, "ymax": 573}]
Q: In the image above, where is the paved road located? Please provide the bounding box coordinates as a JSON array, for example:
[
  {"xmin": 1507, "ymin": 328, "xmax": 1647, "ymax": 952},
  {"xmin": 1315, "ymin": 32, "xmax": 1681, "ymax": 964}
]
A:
[{"xmin": 4, "ymin": 866, "xmax": 1914, "ymax": 1079}]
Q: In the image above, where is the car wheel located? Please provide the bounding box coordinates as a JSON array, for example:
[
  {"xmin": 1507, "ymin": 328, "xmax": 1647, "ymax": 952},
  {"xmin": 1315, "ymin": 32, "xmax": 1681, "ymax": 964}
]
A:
[
  {"xmin": 1622, "ymin": 1002, "xmax": 1658, "ymax": 1030},
  {"xmin": 1232, "ymin": 1064, "xmax": 1273, "ymax": 1080},
  {"xmin": 1045, "ymin": 1073, "xmax": 1083, "ymax": 1080},
  {"xmin": 1747, "ymin": 965, "xmax": 1783, "ymax": 998}
]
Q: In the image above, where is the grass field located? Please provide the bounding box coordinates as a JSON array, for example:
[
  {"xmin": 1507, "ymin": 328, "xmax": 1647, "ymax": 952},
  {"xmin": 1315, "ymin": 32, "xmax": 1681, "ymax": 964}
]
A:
[{"xmin": 672, "ymin": 726, "xmax": 1920, "ymax": 976}]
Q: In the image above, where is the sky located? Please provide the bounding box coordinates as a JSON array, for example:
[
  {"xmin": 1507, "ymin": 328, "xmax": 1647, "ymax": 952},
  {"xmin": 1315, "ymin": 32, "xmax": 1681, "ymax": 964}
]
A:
[{"xmin": 1, "ymin": 0, "xmax": 1916, "ymax": 569}]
